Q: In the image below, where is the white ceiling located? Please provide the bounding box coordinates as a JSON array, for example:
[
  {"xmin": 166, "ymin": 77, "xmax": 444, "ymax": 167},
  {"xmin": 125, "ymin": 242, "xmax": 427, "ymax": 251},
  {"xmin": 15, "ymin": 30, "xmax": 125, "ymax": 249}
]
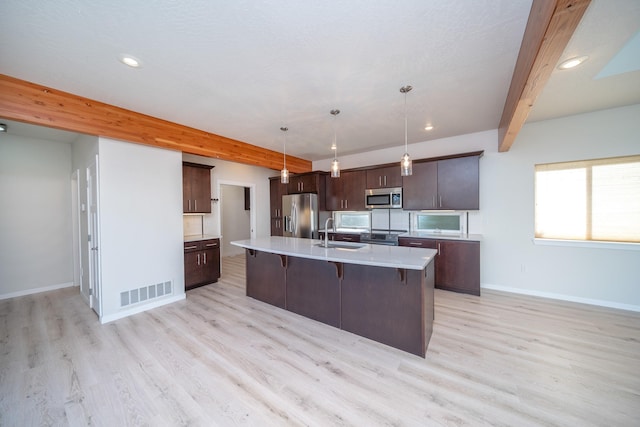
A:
[{"xmin": 1, "ymin": 0, "xmax": 639, "ymax": 162}]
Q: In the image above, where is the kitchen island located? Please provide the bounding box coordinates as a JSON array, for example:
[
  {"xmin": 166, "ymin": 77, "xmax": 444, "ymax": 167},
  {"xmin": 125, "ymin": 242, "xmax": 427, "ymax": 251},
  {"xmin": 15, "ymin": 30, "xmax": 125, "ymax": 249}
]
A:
[{"xmin": 231, "ymin": 236, "xmax": 437, "ymax": 357}]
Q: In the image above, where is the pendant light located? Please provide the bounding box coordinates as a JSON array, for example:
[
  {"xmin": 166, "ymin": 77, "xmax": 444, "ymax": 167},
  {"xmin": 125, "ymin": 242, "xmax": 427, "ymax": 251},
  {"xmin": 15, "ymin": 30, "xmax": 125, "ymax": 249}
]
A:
[
  {"xmin": 400, "ymin": 85, "xmax": 413, "ymax": 176},
  {"xmin": 280, "ymin": 126, "xmax": 289, "ymax": 184},
  {"xmin": 330, "ymin": 109, "xmax": 340, "ymax": 178}
]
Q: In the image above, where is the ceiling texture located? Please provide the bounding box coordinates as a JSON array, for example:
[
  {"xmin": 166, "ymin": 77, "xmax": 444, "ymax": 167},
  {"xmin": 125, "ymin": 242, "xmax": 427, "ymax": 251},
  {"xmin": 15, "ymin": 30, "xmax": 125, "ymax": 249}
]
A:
[{"xmin": 0, "ymin": 0, "xmax": 639, "ymax": 162}]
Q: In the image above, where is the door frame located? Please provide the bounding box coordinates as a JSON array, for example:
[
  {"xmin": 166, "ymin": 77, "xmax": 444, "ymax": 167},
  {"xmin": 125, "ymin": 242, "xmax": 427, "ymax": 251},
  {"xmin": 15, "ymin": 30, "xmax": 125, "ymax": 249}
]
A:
[
  {"xmin": 87, "ymin": 157, "xmax": 102, "ymax": 316},
  {"xmin": 71, "ymin": 169, "xmax": 86, "ymax": 302},
  {"xmin": 216, "ymin": 180, "xmax": 256, "ymax": 250}
]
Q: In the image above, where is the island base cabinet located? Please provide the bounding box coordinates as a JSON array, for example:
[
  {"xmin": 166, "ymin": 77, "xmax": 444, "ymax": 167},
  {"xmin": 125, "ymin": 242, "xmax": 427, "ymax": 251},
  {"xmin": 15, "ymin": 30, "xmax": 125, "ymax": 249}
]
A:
[
  {"xmin": 341, "ymin": 262, "xmax": 434, "ymax": 357},
  {"xmin": 242, "ymin": 248, "xmax": 435, "ymax": 357},
  {"xmin": 286, "ymin": 257, "xmax": 340, "ymax": 328},
  {"xmin": 245, "ymin": 249, "xmax": 286, "ymax": 308}
]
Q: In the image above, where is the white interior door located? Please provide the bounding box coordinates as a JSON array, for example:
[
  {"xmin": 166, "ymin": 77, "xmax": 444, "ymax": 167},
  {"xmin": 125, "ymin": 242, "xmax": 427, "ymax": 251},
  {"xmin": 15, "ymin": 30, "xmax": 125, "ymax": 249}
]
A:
[{"xmin": 87, "ymin": 158, "xmax": 101, "ymax": 316}]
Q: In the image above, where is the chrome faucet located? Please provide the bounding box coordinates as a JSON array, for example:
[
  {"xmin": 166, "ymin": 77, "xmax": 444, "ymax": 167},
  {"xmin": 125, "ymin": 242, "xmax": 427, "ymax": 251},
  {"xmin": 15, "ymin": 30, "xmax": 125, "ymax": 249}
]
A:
[{"xmin": 323, "ymin": 217, "xmax": 335, "ymax": 248}]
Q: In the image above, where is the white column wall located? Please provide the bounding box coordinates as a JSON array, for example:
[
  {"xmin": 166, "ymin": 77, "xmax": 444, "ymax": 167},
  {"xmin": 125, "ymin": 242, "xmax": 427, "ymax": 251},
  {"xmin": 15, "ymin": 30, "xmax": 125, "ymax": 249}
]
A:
[{"xmin": 98, "ymin": 138, "xmax": 185, "ymax": 322}]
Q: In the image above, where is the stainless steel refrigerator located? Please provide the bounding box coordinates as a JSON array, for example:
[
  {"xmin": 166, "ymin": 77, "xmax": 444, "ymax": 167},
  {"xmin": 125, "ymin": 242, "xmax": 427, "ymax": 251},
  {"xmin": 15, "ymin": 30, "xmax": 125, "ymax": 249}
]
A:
[{"xmin": 282, "ymin": 193, "xmax": 318, "ymax": 238}]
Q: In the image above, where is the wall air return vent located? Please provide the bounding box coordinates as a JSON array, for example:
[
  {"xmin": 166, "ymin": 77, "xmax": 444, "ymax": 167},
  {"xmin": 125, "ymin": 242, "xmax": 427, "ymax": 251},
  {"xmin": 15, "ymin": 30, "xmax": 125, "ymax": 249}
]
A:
[{"xmin": 120, "ymin": 280, "xmax": 173, "ymax": 307}]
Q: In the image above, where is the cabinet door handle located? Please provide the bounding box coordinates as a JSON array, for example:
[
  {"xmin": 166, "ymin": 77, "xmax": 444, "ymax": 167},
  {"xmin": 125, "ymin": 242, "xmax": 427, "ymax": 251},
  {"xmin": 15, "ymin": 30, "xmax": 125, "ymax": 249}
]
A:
[
  {"xmin": 188, "ymin": 199, "xmax": 191, "ymax": 211},
  {"xmin": 410, "ymin": 242, "xmax": 422, "ymax": 246},
  {"xmin": 437, "ymin": 243, "xmax": 441, "ymax": 255},
  {"xmin": 345, "ymin": 199, "xmax": 348, "ymax": 209},
  {"xmin": 185, "ymin": 245, "xmax": 197, "ymax": 250},
  {"xmin": 342, "ymin": 237, "xmax": 352, "ymax": 241},
  {"xmin": 197, "ymin": 253, "xmax": 201, "ymax": 265},
  {"xmin": 194, "ymin": 200, "xmax": 198, "ymax": 211},
  {"xmin": 439, "ymin": 196, "xmax": 442, "ymax": 208},
  {"xmin": 384, "ymin": 175, "xmax": 387, "ymax": 186},
  {"xmin": 379, "ymin": 176, "xmax": 382, "ymax": 187},
  {"xmin": 203, "ymin": 252, "xmax": 207, "ymax": 264},
  {"xmin": 205, "ymin": 243, "xmax": 217, "ymax": 247}
]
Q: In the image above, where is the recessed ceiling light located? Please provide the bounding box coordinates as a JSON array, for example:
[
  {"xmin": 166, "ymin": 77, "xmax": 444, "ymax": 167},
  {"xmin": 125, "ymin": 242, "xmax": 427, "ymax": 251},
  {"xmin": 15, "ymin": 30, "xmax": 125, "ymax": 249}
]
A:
[
  {"xmin": 558, "ymin": 56, "xmax": 588, "ymax": 70},
  {"xmin": 424, "ymin": 124, "xmax": 434, "ymax": 131},
  {"xmin": 119, "ymin": 54, "xmax": 142, "ymax": 68},
  {"xmin": 331, "ymin": 143, "xmax": 337, "ymax": 150},
  {"xmin": 0, "ymin": 123, "xmax": 7, "ymax": 132}
]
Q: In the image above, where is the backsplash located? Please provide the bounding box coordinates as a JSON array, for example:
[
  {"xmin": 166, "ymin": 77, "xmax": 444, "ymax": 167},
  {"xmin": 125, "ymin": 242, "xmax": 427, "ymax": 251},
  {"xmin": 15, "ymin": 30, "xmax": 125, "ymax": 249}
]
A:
[
  {"xmin": 183, "ymin": 215, "xmax": 204, "ymax": 236},
  {"xmin": 371, "ymin": 209, "xmax": 411, "ymax": 231}
]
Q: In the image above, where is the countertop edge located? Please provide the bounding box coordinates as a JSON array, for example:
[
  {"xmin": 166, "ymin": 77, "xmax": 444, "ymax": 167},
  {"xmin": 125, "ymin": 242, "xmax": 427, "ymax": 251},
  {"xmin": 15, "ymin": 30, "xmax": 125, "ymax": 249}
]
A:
[{"xmin": 231, "ymin": 237, "xmax": 435, "ymax": 270}]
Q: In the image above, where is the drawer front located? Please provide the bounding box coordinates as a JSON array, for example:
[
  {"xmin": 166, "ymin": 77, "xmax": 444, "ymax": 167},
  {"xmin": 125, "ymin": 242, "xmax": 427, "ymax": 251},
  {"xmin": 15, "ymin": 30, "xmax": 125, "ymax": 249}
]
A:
[
  {"xmin": 398, "ymin": 237, "xmax": 437, "ymax": 249},
  {"xmin": 184, "ymin": 242, "xmax": 200, "ymax": 252},
  {"xmin": 184, "ymin": 238, "xmax": 220, "ymax": 251}
]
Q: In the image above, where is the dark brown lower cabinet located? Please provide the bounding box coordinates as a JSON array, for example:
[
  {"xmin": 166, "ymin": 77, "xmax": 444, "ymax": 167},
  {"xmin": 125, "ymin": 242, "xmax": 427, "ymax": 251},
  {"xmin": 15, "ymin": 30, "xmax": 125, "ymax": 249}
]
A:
[
  {"xmin": 341, "ymin": 262, "xmax": 433, "ymax": 357},
  {"xmin": 184, "ymin": 239, "xmax": 220, "ymax": 290},
  {"xmin": 286, "ymin": 257, "xmax": 340, "ymax": 327},
  {"xmin": 245, "ymin": 249, "xmax": 286, "ymax": 308},
  {"xmin": 399, "ymin": 237, "xmax": 480, "ymax": 296},
  {"xmin": 243, "ymin": 248, "xmax": 434, "ymax": 357}
]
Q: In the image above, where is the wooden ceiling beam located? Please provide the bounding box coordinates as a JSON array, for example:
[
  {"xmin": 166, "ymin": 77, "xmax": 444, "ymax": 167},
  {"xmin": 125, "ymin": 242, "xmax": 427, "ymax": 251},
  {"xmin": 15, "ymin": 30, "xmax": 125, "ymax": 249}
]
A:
[
  {"xmin": 0, "ymin": 74, "xmax": 311, "ymax": 173},
  {"xmin": 498, "ymin": 0, "xmax": 591, "ymax": 152}
]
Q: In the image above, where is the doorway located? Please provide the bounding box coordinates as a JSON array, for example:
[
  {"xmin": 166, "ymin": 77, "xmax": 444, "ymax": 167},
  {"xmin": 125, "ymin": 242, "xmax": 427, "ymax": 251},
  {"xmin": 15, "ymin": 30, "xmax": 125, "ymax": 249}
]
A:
[{"xmin": 218, "ymin": 182, "xmax": 255, "ymax": 257}]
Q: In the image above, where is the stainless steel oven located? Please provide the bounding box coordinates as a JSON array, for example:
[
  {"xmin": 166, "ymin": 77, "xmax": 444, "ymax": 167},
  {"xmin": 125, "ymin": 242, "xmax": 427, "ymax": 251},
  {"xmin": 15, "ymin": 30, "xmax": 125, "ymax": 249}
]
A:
[{"xmin": 360, "ymin": 230, "xmax": 403, "ymax": 246}]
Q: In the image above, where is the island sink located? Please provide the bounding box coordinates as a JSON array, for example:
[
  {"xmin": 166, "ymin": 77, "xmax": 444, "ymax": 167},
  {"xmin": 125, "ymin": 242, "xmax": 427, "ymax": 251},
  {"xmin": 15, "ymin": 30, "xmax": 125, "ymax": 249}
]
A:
[{"xmin": 315, "ymin": 242, "xmax": 365, "ymax": 250}]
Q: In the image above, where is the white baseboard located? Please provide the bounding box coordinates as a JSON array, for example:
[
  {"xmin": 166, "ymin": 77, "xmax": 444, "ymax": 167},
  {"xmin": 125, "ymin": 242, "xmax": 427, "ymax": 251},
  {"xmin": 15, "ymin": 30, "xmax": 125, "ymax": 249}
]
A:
[
  {"xmin": 0, "ymin": 281, "xmax": 76, "ymax": 300},
  {"xmin": 481, "ymin": 283, "xmax": 640, "ymax": 313},
  {"xmin": 99, "ymin": 294, "xmax": 186, "ymax": 324}
]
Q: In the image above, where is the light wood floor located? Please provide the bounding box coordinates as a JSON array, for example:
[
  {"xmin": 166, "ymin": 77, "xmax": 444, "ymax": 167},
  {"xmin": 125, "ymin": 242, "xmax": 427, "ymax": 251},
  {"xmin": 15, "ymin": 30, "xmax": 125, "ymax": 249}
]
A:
[{"xmin": 1, "ymin": 254, "xmax": 639, "ymax": 426}]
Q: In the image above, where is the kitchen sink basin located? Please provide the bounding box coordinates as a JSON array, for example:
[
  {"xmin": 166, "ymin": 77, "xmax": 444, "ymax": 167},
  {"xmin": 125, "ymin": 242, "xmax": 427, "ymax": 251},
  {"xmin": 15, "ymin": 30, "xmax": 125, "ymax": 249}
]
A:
[{"xmin": 315, "ymin": 242, "xmax": 365, "ymax": 250}]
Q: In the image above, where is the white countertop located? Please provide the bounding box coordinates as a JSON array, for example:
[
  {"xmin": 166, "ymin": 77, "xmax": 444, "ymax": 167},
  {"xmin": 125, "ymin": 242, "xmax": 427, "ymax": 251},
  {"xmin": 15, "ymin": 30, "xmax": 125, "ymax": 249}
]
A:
[
  {"xmin": 184, "ymin": 234, "xmax": 221, "ymax": 243},
  {"xmin": 231, "ymin": 236, "xmax": 436, "ymax": 270},
  {"xmin": 400, "ymin": 232, "xmax": 482, "ymax": 242}
]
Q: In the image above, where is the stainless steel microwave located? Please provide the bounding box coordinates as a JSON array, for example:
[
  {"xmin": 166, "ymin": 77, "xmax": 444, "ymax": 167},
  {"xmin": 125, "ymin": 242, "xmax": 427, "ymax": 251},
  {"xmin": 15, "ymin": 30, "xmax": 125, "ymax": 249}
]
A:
[{"xmin": 365, "ymin": 187, "xmax": 402, "ymax": 209}]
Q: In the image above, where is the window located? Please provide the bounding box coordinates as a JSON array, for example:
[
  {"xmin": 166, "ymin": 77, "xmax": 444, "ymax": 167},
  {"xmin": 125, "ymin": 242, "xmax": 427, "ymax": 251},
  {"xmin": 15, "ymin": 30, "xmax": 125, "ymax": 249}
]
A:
[
  {"xmin": 535, "ymin": 155, "xmax": 640, "ymax": 243},
  {"xmin": 333, "ymin": 211, "xmax": 371, "ymax": 230},
  {"xmin": 411, "ymin": 212, "xmax": 465, "ymax": 234}
]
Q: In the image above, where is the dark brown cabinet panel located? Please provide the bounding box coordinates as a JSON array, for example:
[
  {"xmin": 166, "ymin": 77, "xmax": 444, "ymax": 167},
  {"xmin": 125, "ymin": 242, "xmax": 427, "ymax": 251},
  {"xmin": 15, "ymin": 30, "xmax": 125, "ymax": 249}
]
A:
[
  {"xmin": 288, "ymin": 172, "xmax": 323, "ymax": 194},
  {"xmin": 366, "ymin": 165, "xmax": 402, "ymax": 189},
  {"xmin": 437, "ymin": 156, "xmax": 479, "ymax": 210},
  {"xmin": 399, "ymin": 237, "xmax": 480, "ymax": 296},
  {"xmin": 401, "ymin": 154, "xmax": 480, "ymax": 210},
  {"xmin": 286, "ymin": 257, "xmax": 341, "ymax": 327},
  {"xmin": 437, "ymin": 240, "xmax": 480, "ymax": 295},
  {"xmin": 269, "ymin": 178, "xmax": 288, "ymax": 236},
  {"xmin": 184, "ymin": 238, "xmax": 220, "ymax": 290},
  {"xmin": 325, "ymin": 170, "xmax": 366, "ymax": 211},
  {"xmin": 245, "ymin": 249, "xmax": 286, "ymax": 308},
  {"xmin": 402, "ymin": 161, "xmax": 438, "ymax": 210},
  {"xmin": 183, "ymin": 162, "xmax": 213, "ymax": 213},
  {"xmin": 341, "ymin": 262, "xmax": 433, "ymax": 357}
]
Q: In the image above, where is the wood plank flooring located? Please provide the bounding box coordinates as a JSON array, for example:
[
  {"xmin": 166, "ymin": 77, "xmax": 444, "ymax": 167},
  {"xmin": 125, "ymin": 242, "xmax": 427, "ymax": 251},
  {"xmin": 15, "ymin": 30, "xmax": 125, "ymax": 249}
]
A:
[{"xmin": 1, "ymin": 254, "xmax": 639, "ymax": 426}]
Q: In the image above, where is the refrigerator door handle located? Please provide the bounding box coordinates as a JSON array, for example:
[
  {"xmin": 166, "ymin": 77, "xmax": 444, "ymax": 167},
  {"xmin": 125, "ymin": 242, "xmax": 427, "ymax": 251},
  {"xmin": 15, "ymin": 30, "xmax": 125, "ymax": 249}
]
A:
[{"xmin": 291, "ymin": 202, "xmax": 297, "ymax": 235}]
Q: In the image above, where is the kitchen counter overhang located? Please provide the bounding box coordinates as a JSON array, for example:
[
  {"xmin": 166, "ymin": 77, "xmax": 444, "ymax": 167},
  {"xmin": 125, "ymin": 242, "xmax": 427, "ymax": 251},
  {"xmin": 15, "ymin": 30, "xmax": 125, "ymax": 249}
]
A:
[
  {"xmin": 231, "ymin": 236, "xmax": 437, "ymax": 357},
  {"xmin": 231, "ymin": 236, "xmax": 435, "ymax": 270}
]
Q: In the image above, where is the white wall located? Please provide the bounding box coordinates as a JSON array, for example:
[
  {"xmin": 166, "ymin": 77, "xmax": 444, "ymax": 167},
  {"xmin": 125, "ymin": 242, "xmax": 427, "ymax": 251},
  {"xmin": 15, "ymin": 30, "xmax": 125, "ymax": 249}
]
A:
[
  {"xmin": 220, "ymin": 185, "xmax": 251, "ymax": 256},
  {"xmin": 480, "ymin": 104, "xmax": 640, "ymax": 310},
  {"xmin": 98, "ymin": 138, "xmax": 185, "ymax": 322},
  {"xmin": 314, "ymin": 105, "xmax": 640, "ymax": 310},
  {"xmin": 182, "ymin": 153, "xmax": 275, "ymax": 239},
  {"xmin": 0, "ymin": 134, "xmax": 74, "ymax": 298}
]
